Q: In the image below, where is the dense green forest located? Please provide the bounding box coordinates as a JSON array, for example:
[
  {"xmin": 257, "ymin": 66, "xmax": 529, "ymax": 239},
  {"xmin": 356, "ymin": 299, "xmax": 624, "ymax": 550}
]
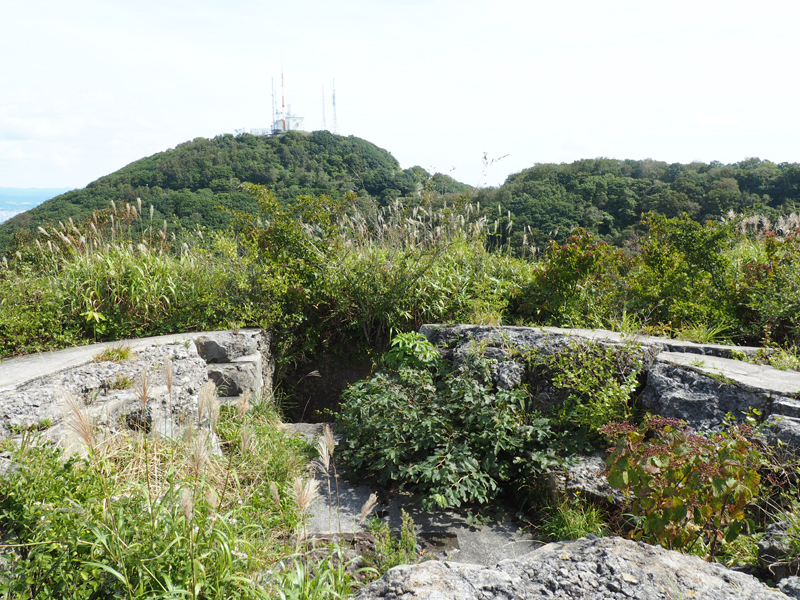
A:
[
  {"xmin": 3, "ymin": 127, "xmax": 799, "ymax": 257},
  {"xmin": 0, "ymin": 131, "xmax": 470, "ymax": 254},
  {"xmin": 476, "ymin": 157, "xmax": 800, "ymax": 248}
]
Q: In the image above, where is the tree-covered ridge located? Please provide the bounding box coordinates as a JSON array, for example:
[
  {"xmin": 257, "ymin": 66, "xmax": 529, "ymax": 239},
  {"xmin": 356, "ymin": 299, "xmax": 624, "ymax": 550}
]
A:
[
  {"xmin": 0, "ymin": 130, "xmax": 467, "ymax": 253},
  {"xmin": 477, "ymin": 157, "xmax": 800, "ymax": 248}
]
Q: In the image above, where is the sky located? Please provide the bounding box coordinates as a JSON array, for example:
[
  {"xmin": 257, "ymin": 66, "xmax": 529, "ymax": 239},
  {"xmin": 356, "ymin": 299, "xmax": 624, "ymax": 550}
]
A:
[{"xmin": 2, "ymin": 0, "xmax": 800, "ymax": 190}]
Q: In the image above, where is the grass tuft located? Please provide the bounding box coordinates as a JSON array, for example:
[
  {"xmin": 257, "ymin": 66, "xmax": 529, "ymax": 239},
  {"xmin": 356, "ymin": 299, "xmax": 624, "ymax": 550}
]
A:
[{"xmin": 94, "ymin": 343, "xmax": 134, "ymax": 363}]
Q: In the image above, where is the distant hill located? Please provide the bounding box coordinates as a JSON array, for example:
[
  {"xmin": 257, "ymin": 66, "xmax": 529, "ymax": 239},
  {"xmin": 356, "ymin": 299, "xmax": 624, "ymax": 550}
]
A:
[
  {"xmin": 6, "ymin": 136, "xmax": 797, "ymax": 257},
  {"xmin": 0, "ymin": 188, "xmax": 73, "ymax": 224},
  {"xmin": 474, "ymin": 157, "xmax": 800, "ymax": 248},
  {"xmin": 0, "ymin": 131, "xmax": 472, "ymax": 254}
]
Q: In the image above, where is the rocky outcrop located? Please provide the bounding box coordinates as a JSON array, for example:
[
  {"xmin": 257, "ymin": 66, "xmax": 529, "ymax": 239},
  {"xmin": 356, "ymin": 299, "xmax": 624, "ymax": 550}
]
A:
[
  {"xmin": 0, "ymin": 341, "xmax": 207, "ymax": 439},
  {"xmin": 547, "ymin": 453, "xmax": 626, "ymax": 505},
  {"xmin": 779, "ymin": 576, "xmax": 800, "ymax": 599},
  {"xmin": 420, "ymin": 324, "xmax": 763, "ymax": 365},
  {"xmin": 355, "ymin": 535, "xmax": 788, "ymax": 600},
  {"xmin": 640, "ymin": 352, "xmax": 800, "ymax": 432},
  {"xmin": 420, "ymin": 324, "xmax": 800, "ymax": 510},
  {"xmin": 421, "ymin": 325, "xmax": 800, "ymax": 435},
  {"xmin": 0, "ymin": 329, "xmax": 272, "ymax": 444},
  {"xmin": 195, "ymin": 330, "xmax": 273, "ymax": 399}
]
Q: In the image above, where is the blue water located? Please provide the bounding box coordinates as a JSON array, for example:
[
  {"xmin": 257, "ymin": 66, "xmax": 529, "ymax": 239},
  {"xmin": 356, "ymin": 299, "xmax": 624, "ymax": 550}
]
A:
[{"xmin": 0, "ymin": 187, "xmax": 73, "ymax": 223}]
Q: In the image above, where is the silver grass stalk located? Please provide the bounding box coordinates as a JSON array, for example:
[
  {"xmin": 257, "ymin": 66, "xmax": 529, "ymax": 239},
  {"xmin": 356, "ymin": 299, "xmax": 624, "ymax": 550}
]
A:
[
  {"xmin": 189, "ymin": 430, "xmax": 210, "ymax": 476},
  {"xmin": 198, "ymin": 380, "xmax": 216, "ymax": 424},
  {"xmin": 236, "ymin": 390, "xmax": 251, "ymax": 419},
  {"xmin": 63, "ymin": 392, "xmax": 95, "ymax": 453},
  {"xmin": 180, "ymin": 487, "xmax": 194, "ymax": 523},
  {"xmin": 359, "ymin": 493, "xmax": 379, "ymax": 524}
]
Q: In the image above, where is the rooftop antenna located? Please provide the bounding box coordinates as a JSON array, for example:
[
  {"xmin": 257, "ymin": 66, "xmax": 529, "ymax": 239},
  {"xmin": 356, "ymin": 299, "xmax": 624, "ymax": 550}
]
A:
[
  {"xmin": 321, "ymin": 84, "xmax": 327, "ymax": 131},
  {"xmin": 331, "ymin": 79, "xmax": 339, "ymax": 135}
]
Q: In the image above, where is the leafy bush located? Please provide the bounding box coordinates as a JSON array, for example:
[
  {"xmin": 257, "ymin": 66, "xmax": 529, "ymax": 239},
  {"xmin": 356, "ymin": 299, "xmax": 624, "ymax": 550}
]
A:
[
  {"xmin": 384, "ymin": 332, "xmax": 440, "ymax": 371},
  {"xmin": 510, "ymin": 229, "xmax": 628, "ymax": 327},
  {"xmin": 336, "ymin": 351, "xmax": 560, "ymax": 510},
  {"xmin": 524, "ymin": 339, "xmax": 643, "ymax": 443},
  {"xmin": 600, "ymin": 415, "xmax": 762, "ymax": 558}
]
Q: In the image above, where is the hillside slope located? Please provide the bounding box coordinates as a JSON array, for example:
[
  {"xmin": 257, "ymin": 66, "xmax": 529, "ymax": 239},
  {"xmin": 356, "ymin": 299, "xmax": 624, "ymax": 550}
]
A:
[{"xmin": 0, "ymin": 131, "xmax": 472, "ymax": 253}]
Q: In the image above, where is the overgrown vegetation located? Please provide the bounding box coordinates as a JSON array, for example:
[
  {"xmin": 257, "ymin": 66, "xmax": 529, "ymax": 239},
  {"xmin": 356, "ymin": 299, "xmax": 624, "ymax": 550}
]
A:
[
  {"xmin": 601, "ymin": 415, "xmax": 762, "ymax": 558},
  {"xmin": 1, "ymin": 156, "xmax": 800, "ymax": 593},
  {"xmin": 538, "ymin": 495, "xmax": 608, "ymax": 541},
  {"xmin": 363, "ymin": 510, "xmax": 417, "ymax": 573},
  {"xmin": 0, "ymin": 385, "xmax": 326, "ymax": 598},
  {"xmin": 336, "ymin": 351, "xmax": 560, "ymax": 511},
  {"xmin": 523, "ymin": 339, "xmax": 643, "ymax": 444}
]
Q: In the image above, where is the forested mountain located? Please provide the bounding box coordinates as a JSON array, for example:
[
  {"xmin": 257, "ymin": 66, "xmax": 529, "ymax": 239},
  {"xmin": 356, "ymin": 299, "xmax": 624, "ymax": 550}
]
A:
[
  {"xmin": 4, "ymin": 129, "xmax": 799, "ymax": 257},
  {"xmin": 476, "ymin": 157, "xmax": 800, "ymax": 248},
  {"xmin": 0, "ymin": 131, "xmax": 470, "ymax": 253}
]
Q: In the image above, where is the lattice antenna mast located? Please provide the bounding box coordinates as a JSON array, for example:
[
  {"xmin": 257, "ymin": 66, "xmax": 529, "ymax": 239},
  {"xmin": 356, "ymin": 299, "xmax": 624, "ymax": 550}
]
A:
[
  {"xmin": 331, "ymin": 79, "xmax": 339, "ymax": 135},
  {"xmin": 321, "ymin": 85, "xmax": 327, "ymax": 130},
  {"xmin": 281, "ymin": 70, "xmax": 286, "ymax": 131}
]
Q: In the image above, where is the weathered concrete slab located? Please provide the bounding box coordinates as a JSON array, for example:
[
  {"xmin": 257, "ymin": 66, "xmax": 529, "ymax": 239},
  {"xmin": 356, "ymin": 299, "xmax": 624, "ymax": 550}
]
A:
[
  {"xmin": 0, "ymin": 329, "xmax": 272, "ymax": 445},
  {"xmin": 0, "ymin": 329, "xmax": 270, "ymax": 393},
  {"xmin": 284, "ymin": 423, "xmax": 540, "ymax": 566},
  {"xmin": 657, "ymin": 352, "xmax": 800, "ymax": 397},
  {"xmin": 641, "ymin": 353, "xmax": 800, "ymax": 431},
  {"xmin": 0, "ymin": 331, "xmax": 202, "ymax": 392},
  {"xmin": 420, "ymin": 324, "xmax": 764, "ymax": 362}
]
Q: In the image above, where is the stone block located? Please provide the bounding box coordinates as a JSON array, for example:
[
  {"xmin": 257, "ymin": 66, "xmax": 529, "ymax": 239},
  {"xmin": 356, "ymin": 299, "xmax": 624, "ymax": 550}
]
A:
[
  {"xmin": 206, "ymin": 357, "xmax": 262, "ymax": 397},
  {"xmin": 194, "ymin": 332, "xmax": 259, "ymax": 363}
]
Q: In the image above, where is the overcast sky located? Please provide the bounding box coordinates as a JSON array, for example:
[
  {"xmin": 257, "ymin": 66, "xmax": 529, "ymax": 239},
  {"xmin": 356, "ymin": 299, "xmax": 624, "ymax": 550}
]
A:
[{"xmin": 2, "ymin": 0, "xmax": 799, "ymax": 189}]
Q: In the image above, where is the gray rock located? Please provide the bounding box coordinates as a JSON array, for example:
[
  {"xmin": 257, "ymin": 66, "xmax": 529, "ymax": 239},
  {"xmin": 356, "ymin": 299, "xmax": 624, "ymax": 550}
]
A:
[
  {"xmin": 639, "ymin": 352, "xmax": 800, "ymax": 432},
  {"xmin": 759, "ymin": 521, "xmax": 800, "ymax": 581},
  {"xmin": 355, "ymin": 536, "xmax": 789, "ymax": 600},
  {"xmin": 0, "ymin": 329, "xmax": 274, "ymax": 452},
  {"xmin": 766, "ymin": 415, "xmax": 800, "ymax": 449},
  {"xmin": 195, "ymin": 331, "xmax": 273, "ymax": 401},
  {"xmin": 194, "ymin": 332, "xmax": 259, "ymax": 363},
  {"xmin": 550, "ymin": 453, "xmax": 626, "ymax": 506},
  {"xmin": 206, "ymin": 358, "xmax": 262, "ymax": 397},
  {"xmin": 640, "ymin": 358, "xmax": 769, "ymax": 430},
  {"xmin": 420, "ymin": 324, "xmax": 762, "ymax": 365},
  {"xmin": 780, "ymin": 576, "xmax": 800, "ymax": 599},
  {"xmin": 491, "ymin": 361, "xmax": 524, "ymax": 390},
  {"xmin": 0, "ymin": 341, "xmax": 208, "ymax": 437}
]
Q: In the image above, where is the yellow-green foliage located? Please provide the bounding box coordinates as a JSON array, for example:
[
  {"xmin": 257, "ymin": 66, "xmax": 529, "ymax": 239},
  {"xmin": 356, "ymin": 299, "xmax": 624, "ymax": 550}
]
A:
[{"xmin": 2, "ymin": 194, "xmax": 799, "ymax": 363}]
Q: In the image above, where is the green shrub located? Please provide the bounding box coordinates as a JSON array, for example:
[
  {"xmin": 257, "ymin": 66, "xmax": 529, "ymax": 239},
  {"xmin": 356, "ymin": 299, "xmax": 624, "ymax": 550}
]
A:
[
  {"xmin": 364, "ymin": 510, "xmax": 417, "ymax": 573},
  {"xmin": 600, "ymin": 415, "xmax": 762, "ymax": 558},
  {"xmin": 0, "ymin": 270, "xmax": 81, "ymax": 357},
  {"xmin": 336, "ymin": 351, "xmax": 560, "ymax": 511},
  {"xmin": 509, "ymin": 229, "xmax": 628, "ymax": 327},
  {"xmin": 525, "ymin": 340, "xmax": 642, "ymax": 443},
  {"xmin": 384, "ymin": 332, "xmax": 440, "ymax": 371}
]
